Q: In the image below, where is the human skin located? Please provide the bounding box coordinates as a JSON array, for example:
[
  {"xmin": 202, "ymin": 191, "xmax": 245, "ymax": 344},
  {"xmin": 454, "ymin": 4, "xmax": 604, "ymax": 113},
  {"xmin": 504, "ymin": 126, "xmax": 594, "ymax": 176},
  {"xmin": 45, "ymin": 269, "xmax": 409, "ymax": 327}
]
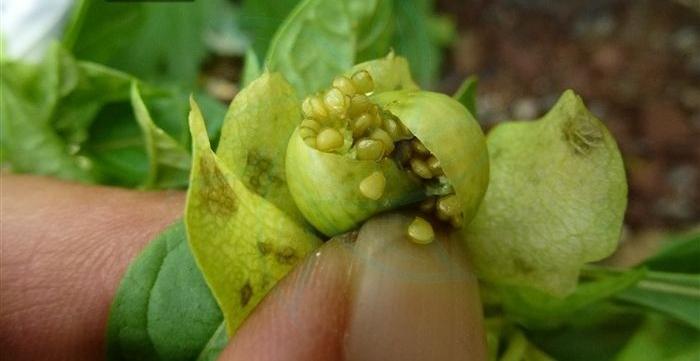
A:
[{"xmin": 0, "ymin": 174, "xmax": 486, "ymax": 361}]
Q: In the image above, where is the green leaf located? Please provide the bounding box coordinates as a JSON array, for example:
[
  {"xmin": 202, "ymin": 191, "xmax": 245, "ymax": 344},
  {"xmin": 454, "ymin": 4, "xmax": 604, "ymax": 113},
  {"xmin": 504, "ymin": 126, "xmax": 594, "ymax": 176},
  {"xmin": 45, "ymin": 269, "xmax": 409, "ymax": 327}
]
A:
[
  {"xmin": 614, "ymin": 315, "xmax": 700, "ymax": 361},
  {"xmin": 454, "ymin": 75, "xmax": 478, "ymax": 117},
  {"xmin": 130, "ymin": 82, "xmax": 191, "ymax": 189},
  {"xmin": 64, "ymin": 0, "xmax": 223, "ymax": 85},
  {"xmin": 240, "ymin": 49, "xmax": 262, "ymax": 88},
  {"xmin": 0, "ymin": 45, "xmax": 134, "ymax": 182},
  {"xmin": 498, "ymin": 267, "xmax": 646, "ymax": 329},
  {"xmin": 240, "ymin": 0, "xmax": 301, "ymax": 57},
  {"xmin": 643, "ymin": 231, "xmax": 700, "ymax": 273},
  {"xmin": 106, "ymin": 221, "xmax": 227, "ymax": 361},
  {"xmin": 464, "ymin": 90, "xmax": 628, "ymax": 296},
  {"xmin": 185, "ymin": 99, "xmax": 321, "ymax": 335},
  {"xmin": 350, "ymin": 0, "xmax": 395, "ymax": 62},
  {"xmin": 527, "ymin": 305, "xmax": 645, "ymax": 361},
  {"xmin": 265, "ymin": 0, "xmax": 355, "ymax": 96},
  {"xmin": 392, "ymin": 0, "xmax": 454, "ymax": 87},
  {"xmin": 615, "ymin": 270, "xmax": 700, "ymax": 329},
  {"xmin": 216, "ymin": 72, "xmax": 306, "ymax": 224}
]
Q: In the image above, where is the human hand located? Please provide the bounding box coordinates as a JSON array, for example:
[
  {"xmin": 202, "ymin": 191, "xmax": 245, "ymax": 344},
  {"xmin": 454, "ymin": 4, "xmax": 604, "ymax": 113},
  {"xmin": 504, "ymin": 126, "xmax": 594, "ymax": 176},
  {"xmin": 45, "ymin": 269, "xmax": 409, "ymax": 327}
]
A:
[{"xmin": 1, "ymin": 175, "xmax": 486, "ymax": 361}]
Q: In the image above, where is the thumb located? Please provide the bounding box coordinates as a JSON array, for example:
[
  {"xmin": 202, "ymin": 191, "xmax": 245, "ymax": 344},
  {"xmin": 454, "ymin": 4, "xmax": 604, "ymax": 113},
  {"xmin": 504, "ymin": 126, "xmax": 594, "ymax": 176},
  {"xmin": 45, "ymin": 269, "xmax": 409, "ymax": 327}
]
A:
[{"xmin": 218, "ymin": 213, "xmax": 487, "ymax": 361}]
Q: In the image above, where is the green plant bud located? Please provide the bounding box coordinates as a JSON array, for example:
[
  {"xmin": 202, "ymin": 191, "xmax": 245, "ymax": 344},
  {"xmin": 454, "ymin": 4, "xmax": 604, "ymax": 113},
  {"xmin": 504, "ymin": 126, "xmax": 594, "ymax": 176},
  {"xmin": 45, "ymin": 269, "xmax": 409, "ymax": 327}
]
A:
[
  {"xmin": 333, "ymin": 76, "xmax": 357, "ymax": 96},
  {"xmin": 373, "ymin": 90, "xmax": 490, "ymax": 226}
]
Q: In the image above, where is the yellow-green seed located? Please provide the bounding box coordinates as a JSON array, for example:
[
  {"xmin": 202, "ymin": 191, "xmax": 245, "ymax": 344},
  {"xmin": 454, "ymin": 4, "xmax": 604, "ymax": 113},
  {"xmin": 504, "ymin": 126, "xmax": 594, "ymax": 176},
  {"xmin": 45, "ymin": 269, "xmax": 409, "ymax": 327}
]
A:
[
  {"xmin": 383, "ymin": 118, "xmax": 403, "ymax": 140},
  {"xmin": 299, "ymin": 127, "xmax": 316, "ymax": 139},
  {"xmin": 304, "ymin": 137, "xmax": 317, "ymax": 148},
  {"xmin": 436, "ymin": 194, "xmax": 460, "ymax": 220},
  {"xmin": 419, "ymin": 196, "xmax": 436, "ymax": 213},
  {"xmin": 368, "ymin": 105, "xmax": 382, "ymax": 128},
  {"xmin": 316, "ymin": 128, "xmax": 344, "ymax": 151},
  {"xmin": 412, "ymin": 139, "xmax": 429, "ymax": 156},
  {"xmin": 427, "ymin": 156, "xmax": 443, "ymax": 175},
  {"xmin": 351, "ymin": 70, "xmax": 374, "ymax": 94},
  {"xmin": 333, "ymin": 76, "xmax": 356, "ymax": 96},
  {"xmin": 410, "ymin": 158, "xmax": 433, "ymax": 179},
  {"xmin": 370, "ymin": 128, "xmax": 395, "ymax": 154},
  {"xmin": 407, "ymin": 217, "xmax": 435, "ymax": 244},
  {"xmin": 359, "ymin": 171, "xmax": 386, "ymax": 200},
  {"xmin": 323, "ymin": 87, "xmax": 349, "ymax": 117},
  {"xmin": 302, "ymin": 97, "xmax": 314, "ymax": 118},
  {"xmin": 356, "ymin": 138, "xmax": 385, "ymax": 160},
  {"xmin": 309, "ymin": 95, "xmax": 329, "ymax": 119},
  {"xmin": 348, "ymin": 94, "xmax": 371, "ymax": 117},
  {"xmin": 300, "ymin": 118, "xmax": 321, "ymax": 132},
  {"xmin": 352, "ymin": 113, "xmax": 373, "ymax": 138}
]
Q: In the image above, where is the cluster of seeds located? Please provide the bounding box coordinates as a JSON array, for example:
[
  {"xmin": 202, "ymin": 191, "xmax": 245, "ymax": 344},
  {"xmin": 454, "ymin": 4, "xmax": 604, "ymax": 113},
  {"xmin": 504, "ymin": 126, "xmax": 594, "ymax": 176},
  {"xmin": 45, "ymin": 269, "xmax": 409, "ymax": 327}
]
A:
[
  {"xmin": 298, "ymin": 70, "xmax": 463, "ymax": 244},
  {"xmin": 393, "ymin": 139, "xmax": 463, "ymax": 229},
  {"xmin": 299, "ymin": 70, "xmax": 413, "ymax": 159}
]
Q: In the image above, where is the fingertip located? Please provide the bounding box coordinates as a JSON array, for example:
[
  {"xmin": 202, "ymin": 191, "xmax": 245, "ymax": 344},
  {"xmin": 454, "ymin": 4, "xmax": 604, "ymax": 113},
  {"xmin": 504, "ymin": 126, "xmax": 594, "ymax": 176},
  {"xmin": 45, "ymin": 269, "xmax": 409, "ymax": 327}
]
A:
[{"xmin": 218, "ymin": 237, "xmax": 354, "ymax": 361}]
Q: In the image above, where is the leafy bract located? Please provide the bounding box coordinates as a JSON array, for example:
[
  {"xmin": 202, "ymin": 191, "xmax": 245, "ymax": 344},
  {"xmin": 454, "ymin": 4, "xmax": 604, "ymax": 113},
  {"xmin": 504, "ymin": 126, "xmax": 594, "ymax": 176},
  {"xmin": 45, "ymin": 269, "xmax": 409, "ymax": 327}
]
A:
[
  {"xmin": 266, "ymin": 0, "xmax": 355, "ymax": 96},
  {"xmin": 106, "ymin": 221, "xmax": 227, "ymax": 361},
  {"xmin": 130, "ymin": 82, "xmax": 191, "ymax": 189},
  {"xmin": 464, "ymin": 90, "xmax": 628, "ymax": 296},
  {"xmin": 216, "ymin": 73, "xmax": 305, "ymax": 224},
  {"xmin": 185, "ymin": 99, "xmax": 321, "ymax": 334}
]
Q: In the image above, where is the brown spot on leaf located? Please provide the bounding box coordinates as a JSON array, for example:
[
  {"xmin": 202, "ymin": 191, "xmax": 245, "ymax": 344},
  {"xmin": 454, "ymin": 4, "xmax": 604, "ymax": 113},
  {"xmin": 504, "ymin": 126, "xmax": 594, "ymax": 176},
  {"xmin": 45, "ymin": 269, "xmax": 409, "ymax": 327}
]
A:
[
  {"xmin": 563, "ymin": 114, "xmax": 603, "ymax": 155},
  {"xmin": 240, "ymin": 282, "xmax": 253, "ymax": 307},
  {"xmin": 245, "ymin": 152, "xmax": 283, "ymax": 195},
  {"xmin": 275, "ymin": 246, "xmax": 298, "ymax": 265},
  {"xmin": 257, "ymin": 241, "xmax": 272, "ymax": 255},
  {"xmin": 198, "ymin": 157, "xmax": 238, "ymax": 215}
]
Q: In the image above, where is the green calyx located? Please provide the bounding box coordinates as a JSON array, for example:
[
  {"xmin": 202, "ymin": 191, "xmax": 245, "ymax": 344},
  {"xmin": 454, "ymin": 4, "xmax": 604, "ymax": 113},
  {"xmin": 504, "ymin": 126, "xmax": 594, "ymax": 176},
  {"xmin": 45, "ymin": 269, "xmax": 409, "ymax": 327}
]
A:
[{"xmin": 463, "ymin": 90, "xmax": 627, "ymax": 296}]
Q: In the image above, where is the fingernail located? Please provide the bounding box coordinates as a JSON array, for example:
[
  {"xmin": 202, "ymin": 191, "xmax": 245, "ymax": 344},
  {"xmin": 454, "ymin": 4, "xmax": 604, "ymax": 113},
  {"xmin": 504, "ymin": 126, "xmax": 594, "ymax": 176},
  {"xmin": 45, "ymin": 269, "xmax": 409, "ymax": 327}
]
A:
[{"xmin": 343, "ymin": 213, "xmax": 487, "ymax": 361}]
